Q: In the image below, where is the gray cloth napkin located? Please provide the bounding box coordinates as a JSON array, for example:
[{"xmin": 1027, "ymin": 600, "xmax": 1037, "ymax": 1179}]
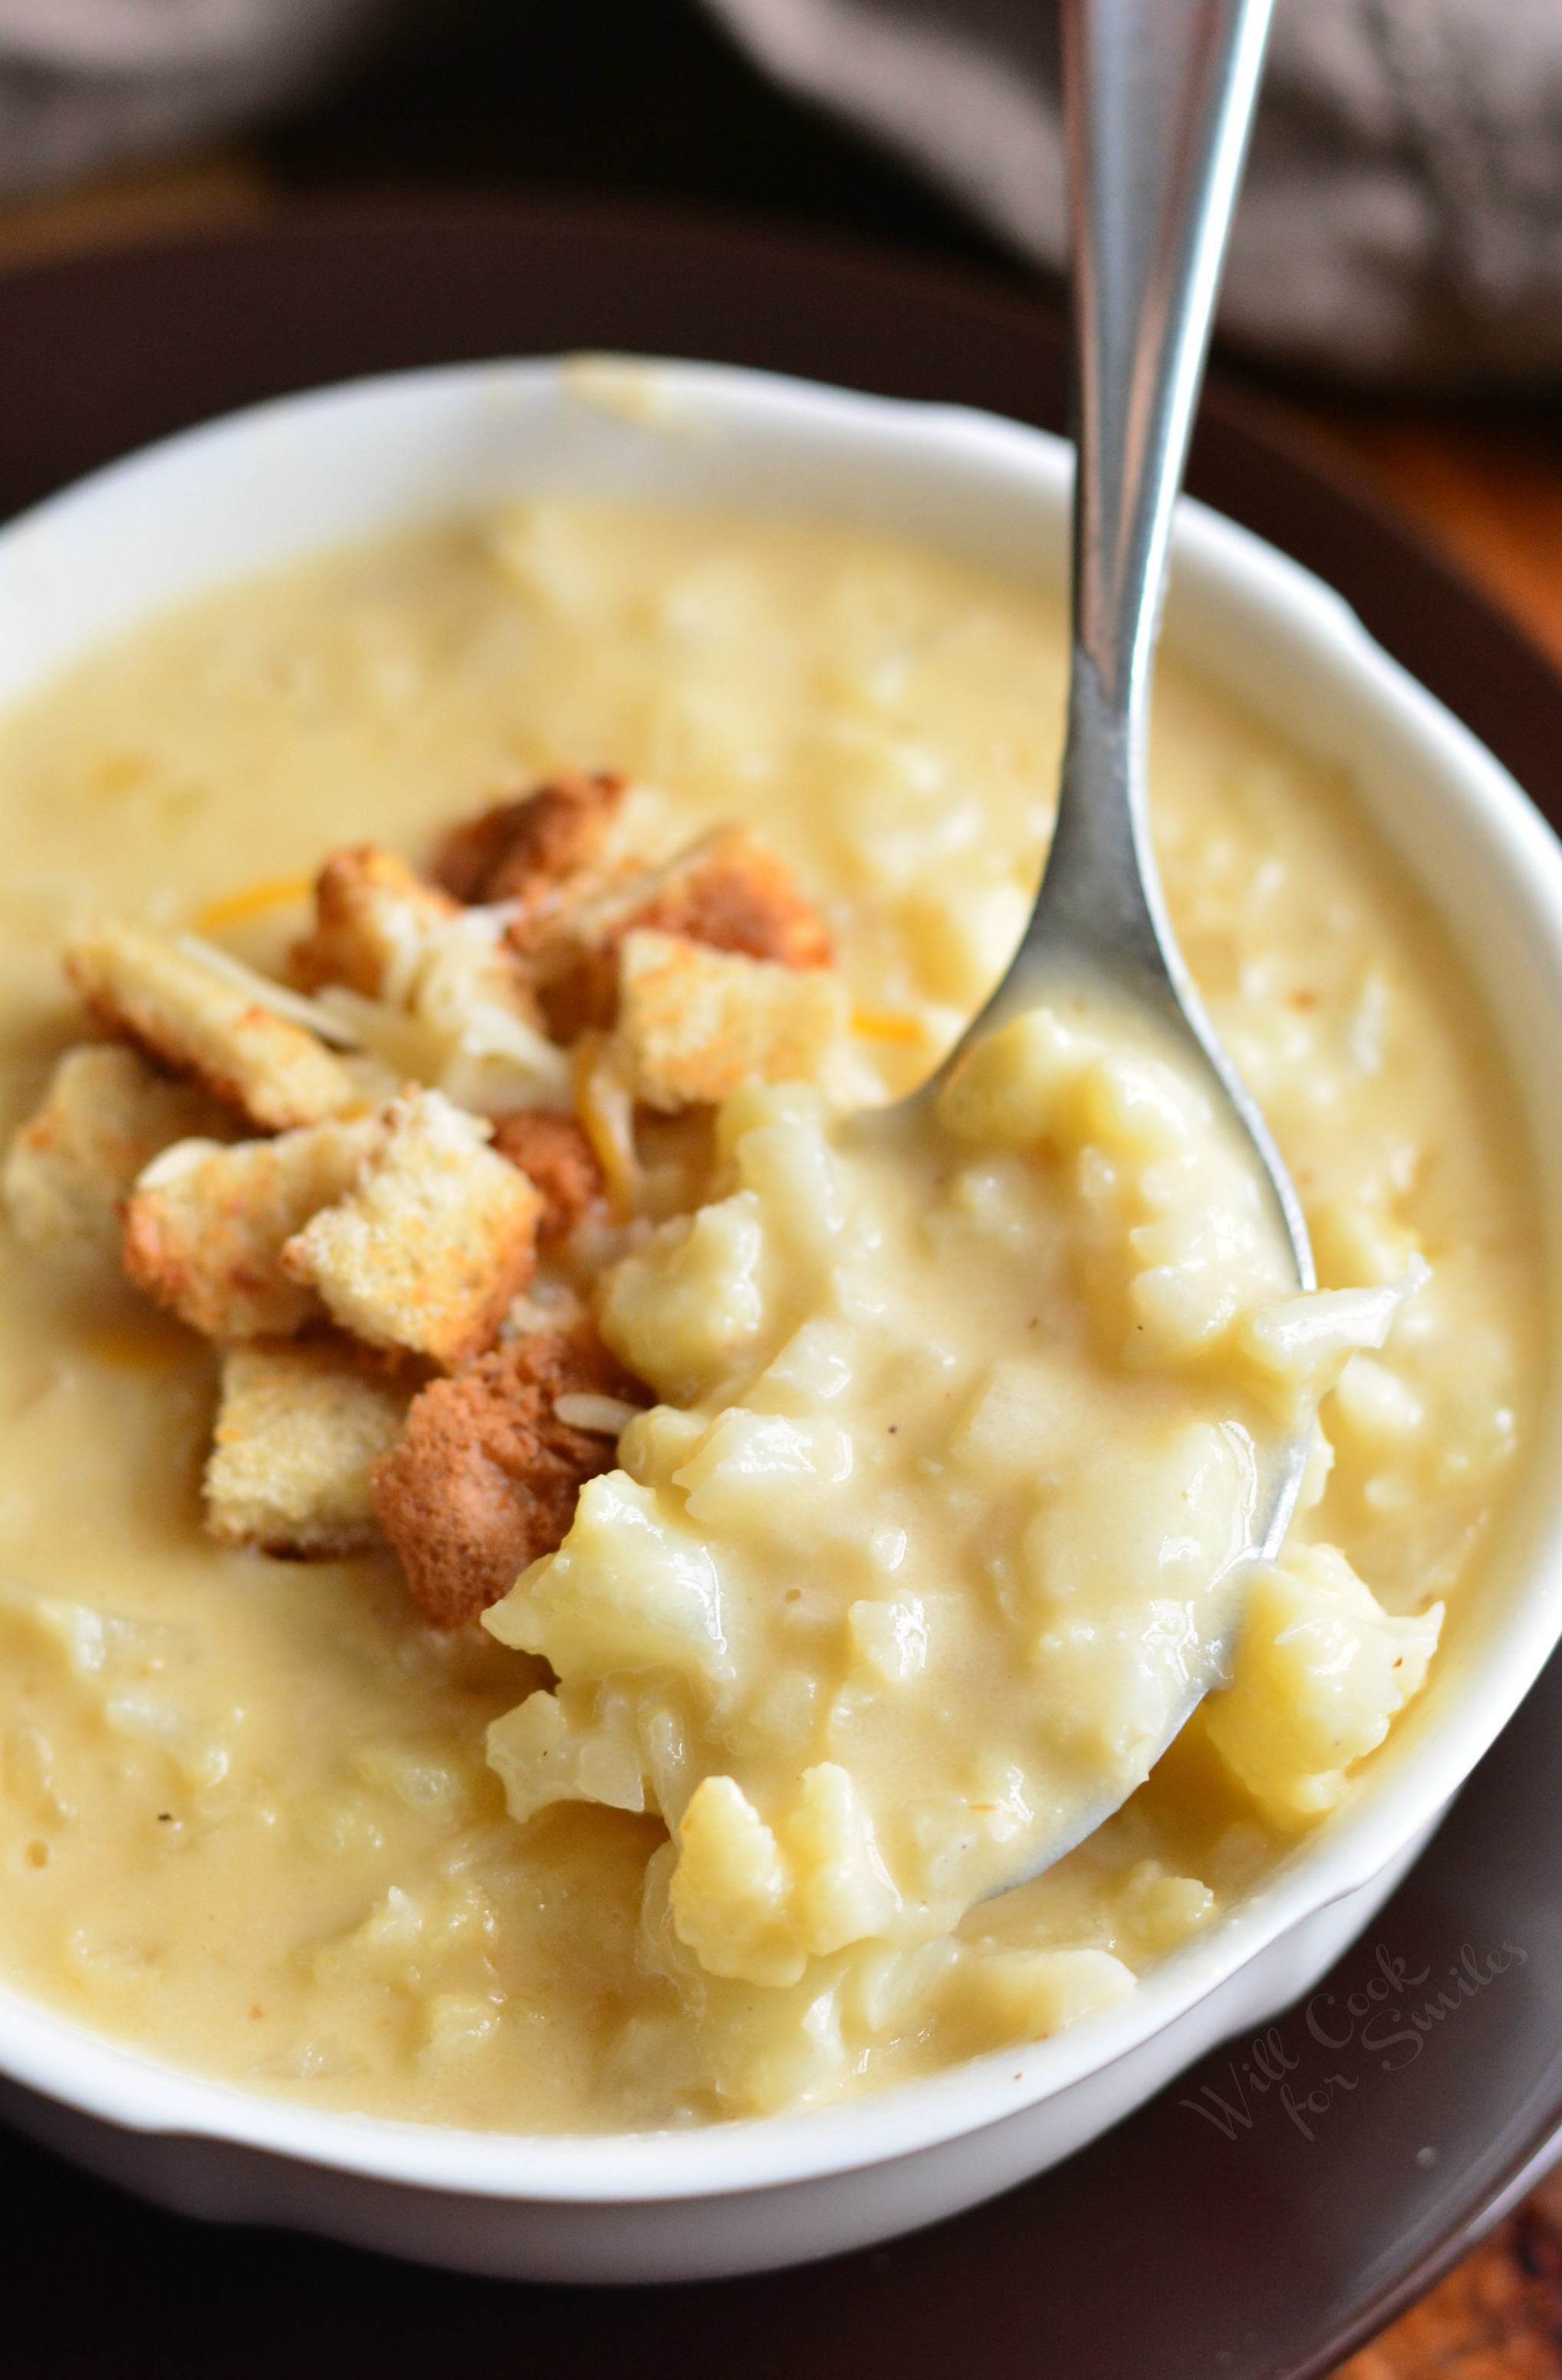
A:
[
  {"xmin": 5, "ymin": 0, "xmax": 1560, "ymax": 387},
  {"xmin": 704, "ymin": 0, "xmax": 1562, "ymax": 387},
  {"xmin": 0, "ymin": 0, "xmax": 396, "ymax": 197}
]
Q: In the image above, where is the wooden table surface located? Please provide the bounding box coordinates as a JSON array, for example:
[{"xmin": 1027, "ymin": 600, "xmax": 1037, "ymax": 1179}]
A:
[{"xmin": 4, "ymin": 130, "xmax": 1562, "ymax": 2378}]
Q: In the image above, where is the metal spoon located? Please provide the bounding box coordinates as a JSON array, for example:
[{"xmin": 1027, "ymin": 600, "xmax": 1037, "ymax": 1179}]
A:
[{"xmin": 857, "ymin": 0, "xmax": 1314, "ymax": 1883}]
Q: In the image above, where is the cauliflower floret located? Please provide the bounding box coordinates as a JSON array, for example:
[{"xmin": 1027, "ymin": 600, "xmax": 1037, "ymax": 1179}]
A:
[
  {"xmin": 723, "ymin": 1095, "xmax": 849, "ymax": 1271},
  {"xmin": 1238, "ymin": 1259, "xmax": 1429, "ymax": 1415},
  {"xmin": 669, "ymin": 1774, "xmax": 799, "ymax": 1985},
  {"xmin": 847, "ymin": 1592, "xmax": 931, "ymax": 1683},
  {"xmin": 936, "ymin": 1005, "xmax": 1103, "ymax": 1147},
  {"xmin": 1021, "ymin": 1420, "xmax": 1257, "ymax": 1764},
  {"xmin": 483, "ymin": 1470, "xmax": 728, "ymax": 1682},
  {"xmin": 937, "ymin": 1002, "xmax": 1297, "ymax": 1363},
  {"xmin": 939, "ymin": 1944, "xmax": 1136, "ymax": 2048},
  {"xmin": 1124, "ymin": 1140, "xmax": 1285, "ymax": 1363},
  {"xmin": 670, "ymin": 1406, "xmax": 854, "ymax": 1529},
  {"xmin": 938, "ymin": 1003, "xmax": 1212, "ymax": 1161},
  {"xmin": 783, "ymin": 1761, "xmax": 901, "ymax": 1957},
  {"xmin": 486, "ymin": 1686, "xmax": 647, "ymax": 1826},
  {"xmin": 598, "ymin": 1086, "xmax": 849, "ymax": 1404},
  {"xmin": 668, "ymin": 1763, "xmax": 899, "ymax": 1987},
  {"xmin": 598, "ymin": 1191, "xmax": 767, "ymax": 1402},
  {"xmin": 1205, "ymin": 1542, "xmax": 1443, "ymax": 1822}
]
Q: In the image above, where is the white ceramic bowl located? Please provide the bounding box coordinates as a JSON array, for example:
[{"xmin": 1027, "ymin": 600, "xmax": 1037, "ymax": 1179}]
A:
[{"xmin": 1, "ymin": 357, "xmax": 1560, "ymax": 2285}]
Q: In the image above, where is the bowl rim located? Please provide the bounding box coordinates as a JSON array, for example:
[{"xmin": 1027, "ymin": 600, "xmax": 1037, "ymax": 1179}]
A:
[{"xmin": 2, "ymin": 350, "xmax": 1560, "ymax": 2205}]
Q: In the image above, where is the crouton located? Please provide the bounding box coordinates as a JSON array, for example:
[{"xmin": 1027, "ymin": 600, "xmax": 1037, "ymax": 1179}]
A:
[
  {"xmin": 525, "ymin": 936, "xmax": 622, "ymax": 1047},
  {"xmin": 204, "ymin": 1337, "xmax": 415, "ymax": 1558},
  {"xmin": 372, "ymin": 1324, "xmax": 646, "ymax": 1628},
  {"xmin": 281, "ymin": 1088, "xmax": 542, "ymax": 1368},
  {"xmin": 291, "ymin": 844, "xmax": 462, "ymax": 998},
  {"xmin": 430, "ymin": 772, "xmax": 626, "ymax": 907},
  {"xmin": 123, "ymin": 1114, "xmax": 382, "ymax": 1339},
  {"xmin": 65, "ymin": 920, "xmax": 359, "ymax": 1131},
  {"xmin": 630, "ymin": 827, "xmax": 833, "ymax": 970},
  {"xmin": 524, "ymin": 825, "xmax": 832, "ymax": 1042},
  {"xmin": 2, "ymin": 1043, "xmax": 234, "ymax": 1256},
  {"xmin": 615, "ymin": 930, "xmax": 850, "ymax": 1111},
  {"xmin": 289, "ymin": 846, "xmax": 553, "ymax": 1114},
  {"xmin": 489, "ymin": 1111, "xmax": 605, "ymax": 1246}
]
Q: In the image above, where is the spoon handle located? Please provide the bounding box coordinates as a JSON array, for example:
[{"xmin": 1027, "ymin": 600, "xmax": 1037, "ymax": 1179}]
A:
[{"xmin": 1017, "ymin": 0, "xmax": 1274, "ymax": 1001}]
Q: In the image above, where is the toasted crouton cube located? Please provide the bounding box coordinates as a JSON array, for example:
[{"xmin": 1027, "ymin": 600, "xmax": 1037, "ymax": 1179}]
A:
[
  {"xmin": 123, "ymin": 1114, "xmax": 382, "ymax": 1339},
  {"xmin": 290, "ymin": 847, "xmax": 551, "ymax": 1113},
  {"xmin": 489, "ymin": 1111, "xmax": 605, "ymax": 1246},
  {"xmin": 372, "ymin": 1325, "xmax": 646, "ymax": 1628},
  {"xmin": 430, "ymin": 772, "xmax": 626, "ymax": 907},
  {"xmin": 205, "ymin": 1338, "xmax": 414, "ymax": 1557},
  {"xmin": 65, "ymin": 920, "xmax": 359, "ymax": 1131},
  {"xmin": 2, "ymin": 1043, "xmax": 233, "ymax": 1256},
  {"xmin": 521, "ymin": 826, "xmax": 834, "ymax": 1043},
  {"xmin": 525, "ymin": 933, "xmax": 622, "ymax": 1046},
  {"xmin": 628, "ymin": 827, "xmax": 833, "ymax": 970},
  {"xmin": 616, "ymin": 931, "xmax": 850, "ymax": 1111},
  {"xmin": 282, "ymin": 1089, "xmax": 542, "ymax": 1368},
  {"xmin": 291, "ymin": 845, "xmax": 462, "ymax": 998}
]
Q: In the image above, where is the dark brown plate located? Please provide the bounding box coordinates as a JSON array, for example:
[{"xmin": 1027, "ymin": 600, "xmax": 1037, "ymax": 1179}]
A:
[{"xmin": 2, "ymin": 201, "xmax": 1560, "ymax": 2380}]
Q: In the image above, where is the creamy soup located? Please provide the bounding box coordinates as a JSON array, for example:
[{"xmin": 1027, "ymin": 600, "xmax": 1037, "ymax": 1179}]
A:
[{"xmin": 0, "ymin": 502, "xmax": 1541, "ymax": 2128}]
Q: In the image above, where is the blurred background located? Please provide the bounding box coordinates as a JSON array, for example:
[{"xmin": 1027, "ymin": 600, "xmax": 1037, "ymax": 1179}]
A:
[
  {"xmin": 2, "ymin": 0, "xmax": 1561, "ymax": 669},
  {"xmin": 3, "ymin": 0, "xmax": 1560, "ymax": 381},
  {"xmin": 4, "ymin": 3, "xmax": 1562, "ymax": 2370}
]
